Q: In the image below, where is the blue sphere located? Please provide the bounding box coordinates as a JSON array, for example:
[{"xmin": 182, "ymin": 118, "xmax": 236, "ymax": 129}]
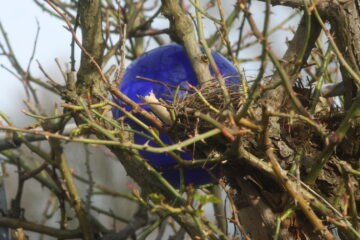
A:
[{"xmin": 112, "ymin": 44, "xmax": 239, "ymax": 188}]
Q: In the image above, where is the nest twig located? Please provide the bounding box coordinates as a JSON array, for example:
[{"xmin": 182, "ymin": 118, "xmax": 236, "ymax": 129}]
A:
[{"xmin": 173, "ymin": 80, "xmax": 245, "ymax": 131}]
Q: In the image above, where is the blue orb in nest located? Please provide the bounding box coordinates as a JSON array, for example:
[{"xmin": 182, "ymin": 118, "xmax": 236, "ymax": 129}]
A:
[{"xmin": 112, "ymin": 44, "xmax": 239, "ymax": 188}]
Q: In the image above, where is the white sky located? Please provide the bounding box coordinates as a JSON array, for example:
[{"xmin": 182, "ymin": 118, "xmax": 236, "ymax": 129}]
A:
[{"xmin": 0, "ymin": 1, "xmax": 72, "ymax": 125}]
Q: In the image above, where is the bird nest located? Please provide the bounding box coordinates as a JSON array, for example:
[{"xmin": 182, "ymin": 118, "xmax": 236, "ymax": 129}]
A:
[{"xmin": 170, "ymin": 80, "xmax": 247, "ymax": 138}]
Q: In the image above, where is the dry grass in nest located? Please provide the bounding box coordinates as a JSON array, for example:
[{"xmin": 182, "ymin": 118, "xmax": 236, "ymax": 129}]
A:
[{"xmin": 171, "ymin": 80, "xmax": 246, "ymax": 136}]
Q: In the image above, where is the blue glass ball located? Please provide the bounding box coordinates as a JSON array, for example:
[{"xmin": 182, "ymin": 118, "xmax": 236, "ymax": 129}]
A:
[{"xmin": 112, "ymin": 44, "xmax": 239, "ymax": 188}]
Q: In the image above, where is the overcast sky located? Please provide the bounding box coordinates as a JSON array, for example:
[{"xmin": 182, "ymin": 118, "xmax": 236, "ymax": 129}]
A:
[{"xmin": 0, "ymin": 1, "xmax": 73, "ymax": 125}]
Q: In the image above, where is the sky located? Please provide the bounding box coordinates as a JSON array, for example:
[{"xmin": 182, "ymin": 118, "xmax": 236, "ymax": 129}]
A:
[{"xmin": 0, "ymin": 1, "xmax": 73, "ymax": 126}]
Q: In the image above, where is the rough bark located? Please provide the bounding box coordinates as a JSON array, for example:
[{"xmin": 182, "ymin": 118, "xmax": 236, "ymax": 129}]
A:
[
  {"xmin": 327, "ymin": 0, "xmax": 360, "ymax": 108},
  {"xmin": 76, "ymin": 0, "xmax": 106, "ymax": 99}
]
